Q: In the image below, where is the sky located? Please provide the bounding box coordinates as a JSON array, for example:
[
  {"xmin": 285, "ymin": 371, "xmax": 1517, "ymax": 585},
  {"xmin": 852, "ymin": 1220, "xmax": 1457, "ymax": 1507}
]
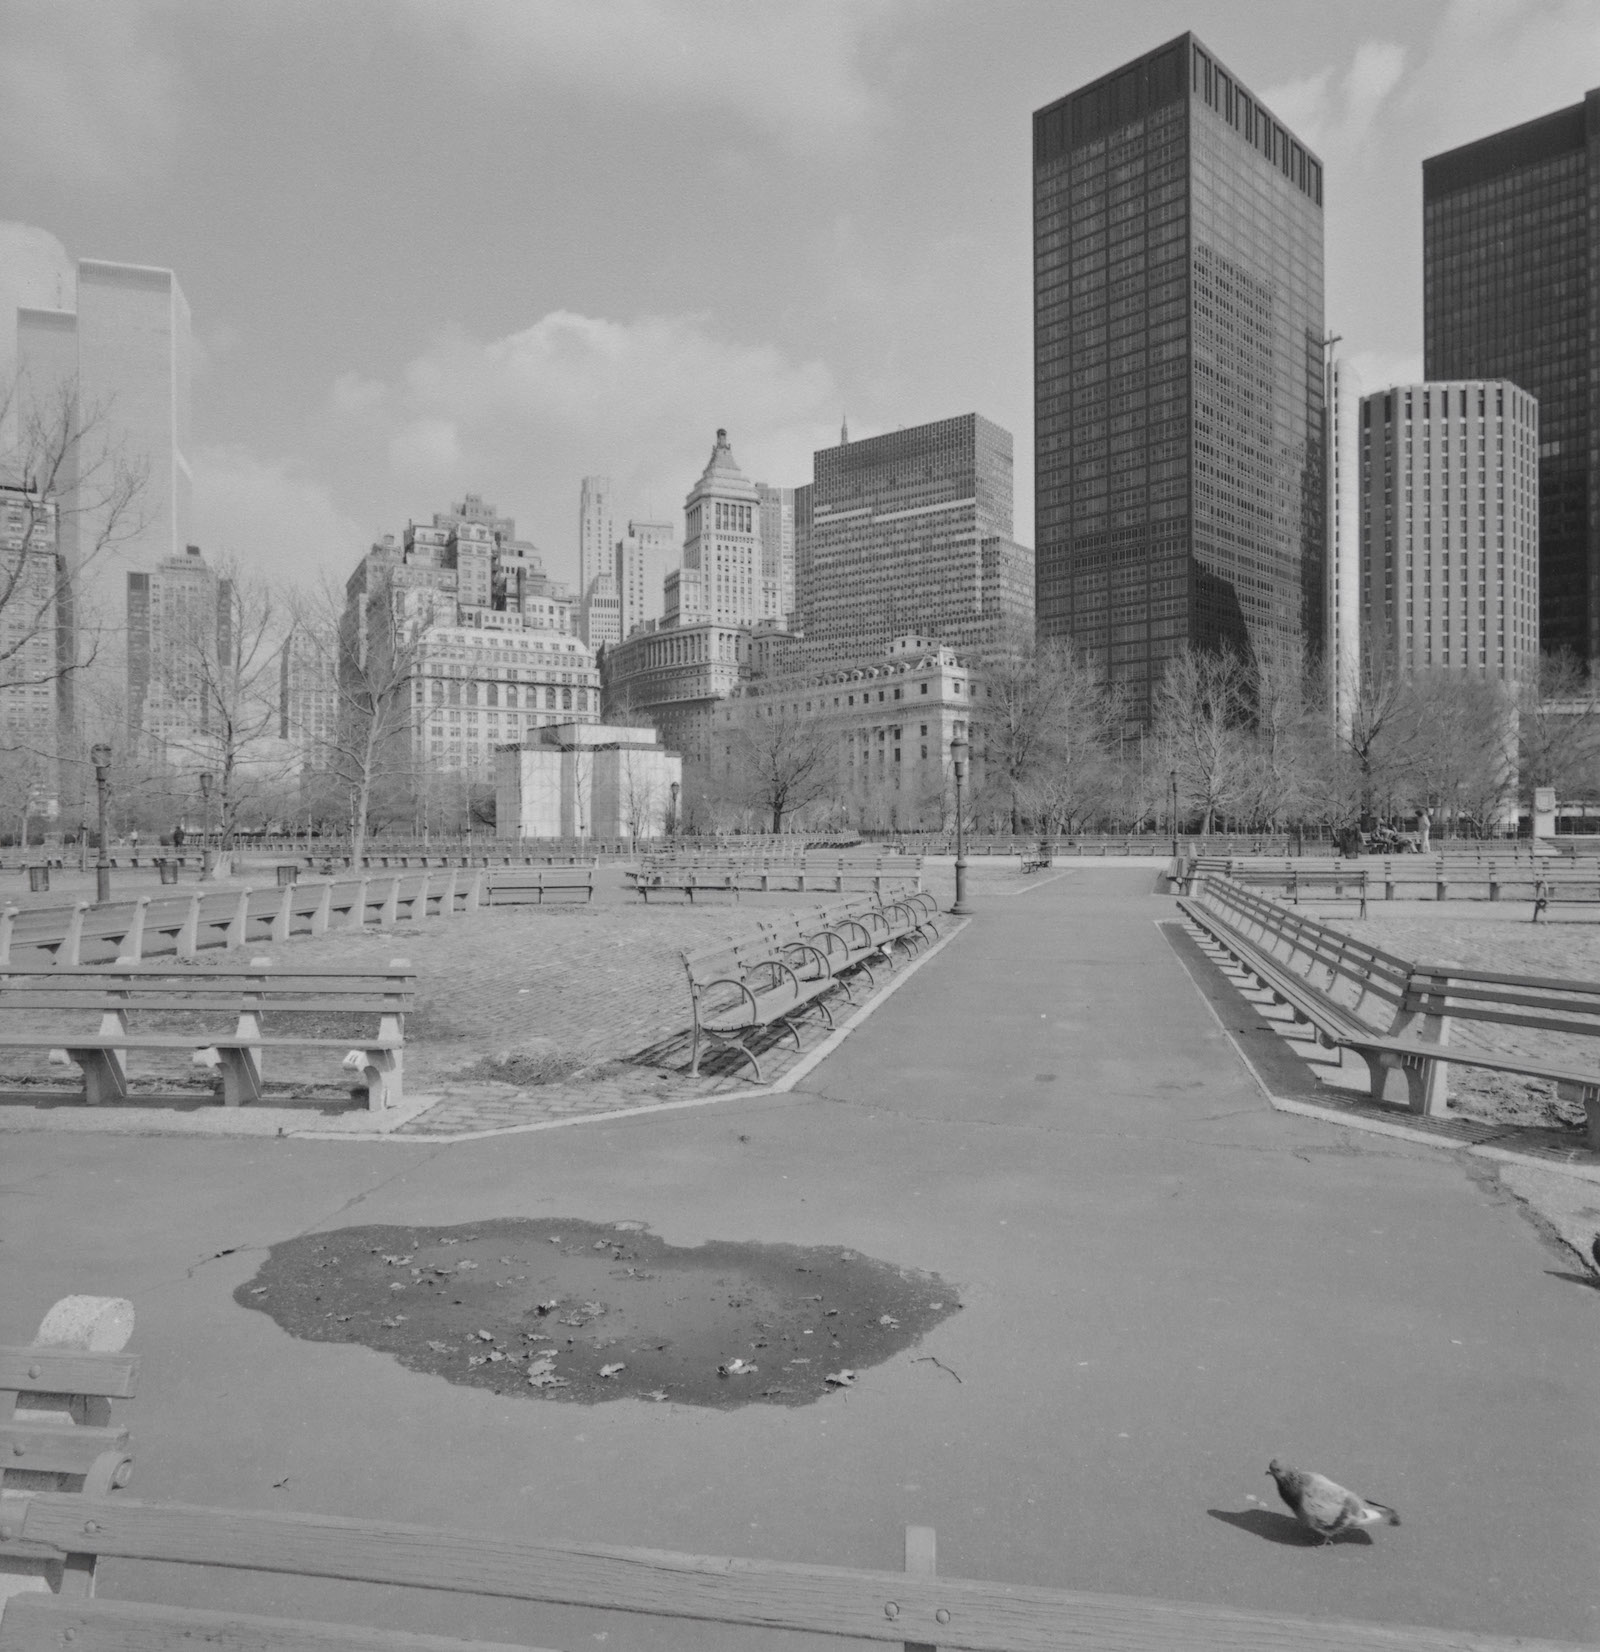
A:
[{"xmin": 3, "ymin": 0, "xmax": 1600, "ymax": 598}]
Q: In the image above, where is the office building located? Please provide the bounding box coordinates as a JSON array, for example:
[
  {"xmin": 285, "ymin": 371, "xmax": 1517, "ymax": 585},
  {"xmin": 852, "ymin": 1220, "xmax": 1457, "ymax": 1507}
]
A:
[
  {"xmin": 15, "ymin": 259, "xmax": 192, "ymax": 635},
  {"xmin": 710, "ymin": 635, "xmax": 983, "ymax": 833},
  {"xmin": 1423, "ymin": 91, "xmax": 1600, "ymax": 661},
  {"xmin": 1358, "ymin": 380, "xmax": 1540, "ymax": 684},
  {"xmin": 794, "ymin": 414, "xmax": 1032, "ymax": 659},
  {"xmin": 667, "ymin": 429, "xmax": 762, "ymax": 629},
  {"xmin": 756, "ymin": 483, "xmax": 795, "ymax": 626},
  {"xmin": 599, "ymin": 620, "xmax": 748, "ymax": 765},
  {"xmin": 1034, "ymin": 36, "xmax": 1326, "ymax": 722},
  {"xmin": 1326, "ymin": 349, "xmax": 1361, "ymax": 731},
  {"xmin": 126, "ymin": 544, "xmax": 230, "ymax": 756},
  {"xmin": 580, "ymin": 569, "xmax": 622, "ymax": 651},
  {"xmin": 577, "ymin": 475, "xmax": 614, "ymax": 642},
  {"xmin": 279, "ymin": 625, "xmax": 340, "ymax": 772},
  {"xmin": 0, "ymin": 484, "xmax": 62, "ymax": 770},
  {"xmin": 344, "ymin": 495, "xmax": 596, "ymax": 783},
  {"xmin": 614, "ymin": 518, "xmax": 675, "ymax": 639}
]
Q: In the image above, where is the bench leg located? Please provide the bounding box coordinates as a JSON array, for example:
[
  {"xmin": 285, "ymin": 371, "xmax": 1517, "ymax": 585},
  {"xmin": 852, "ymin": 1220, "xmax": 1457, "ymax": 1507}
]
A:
[
  {"xmin": 65, "ymin": 1047, "xmax": 129, "ymax": 1106},
  {"xmin": 345, "ymin": 1046, "xmax": 401, "ymax": 1110},
  {"xmin": 1355, "ymin": 1046, "xmax": 1447, "ymax": 1115},
  {"xmin": 216, "ymin": 1047, "xmax": 265, "ymax": 1106}
]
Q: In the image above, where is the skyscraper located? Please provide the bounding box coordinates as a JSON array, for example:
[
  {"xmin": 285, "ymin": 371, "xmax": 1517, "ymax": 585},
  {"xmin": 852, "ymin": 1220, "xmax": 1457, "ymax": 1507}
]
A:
[
  {"xmin": 755, "ymin": 483, "xmax": 795, "ymax": 626},
  {"xmin": 1423, "ymin": 91, "xmax": 1600, "ymax": 662},
  {"xmin": 1034, "ymin": 35, "xmax": 1326, "ymax": 722},
  {"xmin": 1358, "ymin": 381, "xmax": 1540, "ymax": 684},
  {"xmin": 614, "ymin": 518, "xmax": 674, "ymax": 639},
  {"xmin": 667, "ymin": 429, "xmax": 762, "ymax": 629},
  {"xmin": 794, "ymin": 414, "xmax": 1031, "ymax": 659},
  {"xmin": 126, "ymin": 544, "xmax": 229, "ymax": 756},
  {"xmin": 15, "ymin": 259, "xmax": 192, "ymax": 627},
  {"xmin": 577, "ymin": 475, "xmax": 614, "ymax": 641}
]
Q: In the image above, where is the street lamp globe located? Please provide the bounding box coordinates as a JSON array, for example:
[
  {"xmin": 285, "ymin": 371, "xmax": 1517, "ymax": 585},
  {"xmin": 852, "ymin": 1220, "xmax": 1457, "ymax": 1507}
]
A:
[{"xmin": 90, "ymin": 743, "xmax": 112, "ymax": 772}]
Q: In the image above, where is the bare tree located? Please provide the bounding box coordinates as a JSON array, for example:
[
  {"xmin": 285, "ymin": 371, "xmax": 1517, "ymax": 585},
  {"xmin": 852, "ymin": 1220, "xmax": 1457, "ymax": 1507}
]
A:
[
  {"xmin": 153, "ymin": 561, "xmax": 291, "ymax": 865},
  {"xmin": 974, "ymin": 632, "xmax": 1119, "ymax": 834},
  {"xmin": 1151, "ymin": 647, "xmax": 1251, "ymax": 833},
  {"xmin": 1521, "ymin": 650, "xmax": 1600, "ymax": 811},
  {"xmin": 288, "ymin": 565, "xmax": 450, "ymax": 861},
  {"xmin": 714, "ymin": 678, "xmax": 837, "ymax": 833}
]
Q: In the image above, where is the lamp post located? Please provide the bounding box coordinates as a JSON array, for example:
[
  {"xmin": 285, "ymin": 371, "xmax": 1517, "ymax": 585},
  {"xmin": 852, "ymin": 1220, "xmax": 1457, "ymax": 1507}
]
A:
[
  {"xmin": 199, "ymin": 772, "xmax": 214, "ymax": 881},
  {"xmin": 90, "ymin": 743, "xmax": 112, "ymax": 904},
  {"xmin": 1169, "ymin": 767, "xmax": 1179, "ymax": 860},
  {"xmin": 950, "ymin": 733, "xmax": 972, "ymax": 916},
  {"xmin": 669, "ymin": 780, "xmax": 680, "ymax": 840}
]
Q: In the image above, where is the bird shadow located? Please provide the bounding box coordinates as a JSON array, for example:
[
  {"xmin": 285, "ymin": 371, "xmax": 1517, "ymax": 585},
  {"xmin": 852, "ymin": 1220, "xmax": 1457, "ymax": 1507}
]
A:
[
  {"xmin": 1207, "ymin": 1508, "xmax": 1372, "ymax": 1546},
  {"xmin": 1544, "ymin": 1269, "xmax": 1600, "ymax": 1291}
]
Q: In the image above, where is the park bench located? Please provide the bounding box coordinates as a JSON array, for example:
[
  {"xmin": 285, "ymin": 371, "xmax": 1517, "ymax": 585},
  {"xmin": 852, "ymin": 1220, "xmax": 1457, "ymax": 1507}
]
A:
[
  {"xmin": 5, "ymin": 1498, "xmax": 1585, "ymax": 1652},
  {"xmin": 1181, "ymin": 877, "xmax": 1600, "ymax": 1146},
  {"xmin": 680, "ymin": 931, "xmax": 837, "ymax": 1078},
  {"xmin": 1, "ymin": 1295, "xmax": 138, "ymax": 1607},
  {"xmin": 1020, "ymin": 839, "xmax": 1053, "ymax": 873},
  {"xmin": 0, "ymin": 962, "xmax": 414, "ymax": 1110},
  {"xmin": 482, "ymin": 866, "xmax": 596, "ymax": 905}
]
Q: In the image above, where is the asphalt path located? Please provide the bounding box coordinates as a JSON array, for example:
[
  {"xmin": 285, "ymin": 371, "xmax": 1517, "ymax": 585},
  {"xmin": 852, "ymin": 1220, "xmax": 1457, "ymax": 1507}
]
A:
[{"xmin": 2, "ymin": 866, "xmax": 1596, "ymax": 1648}]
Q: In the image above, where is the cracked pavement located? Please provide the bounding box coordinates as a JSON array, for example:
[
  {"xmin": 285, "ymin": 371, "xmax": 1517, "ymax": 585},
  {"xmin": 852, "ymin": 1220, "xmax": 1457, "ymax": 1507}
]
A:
[{"xmin": 1, "ymin": 866, "xmax": 1596, "ymax": 1648}]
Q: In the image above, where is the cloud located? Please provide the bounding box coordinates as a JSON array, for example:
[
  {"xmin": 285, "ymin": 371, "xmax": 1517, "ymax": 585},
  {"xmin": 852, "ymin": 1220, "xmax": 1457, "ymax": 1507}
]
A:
[
  {"xmin": 191, "ymin": 445, "xmax": 369, "ymax": 597},
  {"xmin": 0, "ymin": 2, "xmax": 177, "ymax": 188},
  {"xmin": 321, "ymin": 310, "xmax": 840, "ymax": 581},
  {"xmin": 392, "ymin": 0, "xmax": 895, "ymax": 152},
  {"xmin": 1262, "ymin": 38, "xmax": 1405, "ymax": 161}
]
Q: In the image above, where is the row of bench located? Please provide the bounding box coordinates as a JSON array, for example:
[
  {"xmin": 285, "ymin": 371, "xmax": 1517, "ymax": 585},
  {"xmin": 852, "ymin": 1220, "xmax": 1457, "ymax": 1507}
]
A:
[
  {"xmin": 631, "ymin": 855, "xmax": 923, "ymax": 902},
  {"xmin": 681, "ymin": 891, "xmax": 939, "ymax": 1079},
  {"xmin": 2, "ymin": 1297, "xmax": 1569, "ymax": 1652},
  {"xmin": 1180, "ymin": 876, "xmax": 1600, "ymax": 1148},
  {"xmin": 1, "ymin": 869, "xmax": 490, "ymax": 969},
  {"xmin": 1184, "ymin": 858, "xmax": 1600, "ymax": 919}
]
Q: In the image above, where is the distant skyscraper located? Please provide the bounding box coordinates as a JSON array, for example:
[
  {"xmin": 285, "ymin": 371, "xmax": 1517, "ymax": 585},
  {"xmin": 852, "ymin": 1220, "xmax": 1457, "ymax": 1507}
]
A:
[
  {"xmin": 580, "ymin": 569, "xmax": 622, "ymax": 651},
  {"xmin": 1359, "ymin": 381, "xmax": 1540, "ymax": 685},
  {"xmin": 614, "ymin": 518, "xmax": 674, "ymax": 639},
  {"xmin": 577, "ymin": 475, "xmax": 614, "ymax": 640},
  {"xmin": 1326, "ymin": 349, "xmax": 1361, "ymax": 733},
  {"xmin": 1424, "ymin": 91, "xmax": 1600, "ymax": 662},
  {"xmin": 0, "ymin": 483, "xmax": 61, "ymax": 765},
  {"xmin": 15, "ymin": 259, "xmax": 192, "ymax": 626},
  {"xmin": 126, "ymin": 543, "xmax": 228, "ymax": 755},
  {"xmin": 1034, "ymin": 35, "xmax": 1326, "ymax": 722},
  {"xmin": 668, "ymin": 429, "xmax": 762, "ymax": 629},
  {"xmin": 794, "ymin": 414, "xmax": 1031, "ymax": 659},
  {"xmin": 755, "ymin": 484, "xmax": 795, "ymax": 626}
]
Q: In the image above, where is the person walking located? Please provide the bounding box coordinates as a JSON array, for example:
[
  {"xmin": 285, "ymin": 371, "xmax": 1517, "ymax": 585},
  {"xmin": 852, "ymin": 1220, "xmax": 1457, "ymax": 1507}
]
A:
[{"xmin": 1417, "ymin": 805, "xmax": 1432, "ymax": 853}]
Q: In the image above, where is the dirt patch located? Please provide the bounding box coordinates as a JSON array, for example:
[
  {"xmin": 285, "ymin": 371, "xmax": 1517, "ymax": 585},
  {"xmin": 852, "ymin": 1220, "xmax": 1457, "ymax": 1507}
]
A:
[{"xmin": 237, "ymin": 1218, "xmax": 960, "ymax": 1407}]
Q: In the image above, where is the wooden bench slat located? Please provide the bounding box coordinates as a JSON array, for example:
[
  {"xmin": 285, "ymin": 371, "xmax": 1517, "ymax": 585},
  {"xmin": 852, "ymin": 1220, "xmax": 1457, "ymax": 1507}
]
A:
[
  {"xmin": 10, "ymin": 1498, "xmax": 1589, "ymax": 1652},
  {"xmin": 0, "ymin": 1420, "xmax": 129, "ymax": 1474},
  {"xmin": 0, "ymin": 1349, "xmax": 139, "ymax": 1398},
  {"xmin": 0, "ymin": 1597, "xmax": 562, "ymax": 1652}
]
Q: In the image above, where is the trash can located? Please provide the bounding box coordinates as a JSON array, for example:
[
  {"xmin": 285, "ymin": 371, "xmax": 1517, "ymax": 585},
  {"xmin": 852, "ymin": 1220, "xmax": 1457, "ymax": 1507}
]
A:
[
  {"xmin": 27, "ymin": 864, "xmax": 49, "ymax": 893},
  {"xmin": 275, "ymin": 862, "xmax": 298, "ymax": 887},
  {"xmin": 157, "ymin": 858, "xmax": 180, "ymax": 885}
]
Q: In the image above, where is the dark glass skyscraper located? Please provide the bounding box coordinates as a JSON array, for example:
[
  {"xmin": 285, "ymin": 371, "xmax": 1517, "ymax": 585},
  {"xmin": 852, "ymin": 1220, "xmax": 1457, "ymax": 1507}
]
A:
[
  {"xmin": 1423, "ymin": 93, "xmax": 1600, "ymax": 662},
  {"xmin": 1034, "ymin": 34, "xmax": 1326, "ymax": 722}
]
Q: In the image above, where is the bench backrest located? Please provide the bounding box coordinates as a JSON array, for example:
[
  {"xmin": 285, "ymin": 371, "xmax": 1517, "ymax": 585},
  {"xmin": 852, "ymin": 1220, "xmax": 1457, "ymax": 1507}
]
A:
[
  {"xmin": 1403, "ymin": 964, "xmax": 1600, "ymax": 1045},
  {"xmin": 0, "ymin": 967, "xmax": 414, "ymax": 1019},
  {"xmin": 1193, "ymin": 877, "xmax": 1409, "ymax": 1023},
  {"xmin": 1, "ymin": 1494, "xmax": 1555, "ymax": 1652}
]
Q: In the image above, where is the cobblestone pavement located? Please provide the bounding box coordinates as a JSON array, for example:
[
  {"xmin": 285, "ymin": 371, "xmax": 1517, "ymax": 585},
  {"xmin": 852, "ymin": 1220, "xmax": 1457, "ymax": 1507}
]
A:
[{"xmin": 0, "ymin": 861, "xmax": 1044, "ymax": 1134}]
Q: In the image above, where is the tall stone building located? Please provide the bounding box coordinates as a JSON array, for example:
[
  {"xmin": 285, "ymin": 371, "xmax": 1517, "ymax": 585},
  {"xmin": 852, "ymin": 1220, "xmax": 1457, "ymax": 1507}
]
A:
[
  {"xmin": 666, "ymin": 429, "xmax": 762, "ymax": 628},
  {"xmin": 1424, "ymin": 90, "xmax": 1600, "ymax": 661},
  {"xmin": 756, "ymin": 483, "xmax": 795, "ymax": 626},
  {"xmin": 1034, "ymin": 35, "xmax": 1326, "ymax": 722},
  {"xmin": 577, "ymin": 475, "xmax": 614, "ymax": 643},
  {"xmin": 614, "ymin": 518, "xmax": 675, "ymax": 639},
  {"xmin": 344, "ymin": 495, "xmax": 597, "ymax": 784},
  {"xmin": 1358, "ymin": 380, "xmax": 1540, "ymax": 684},
  {"xmin": 0, "ymin": 484, "xmax": 62, "ymax": 773},
  {"xmin": 793, "ymin": 414, "xmax": 1032, "ymax": 660}
]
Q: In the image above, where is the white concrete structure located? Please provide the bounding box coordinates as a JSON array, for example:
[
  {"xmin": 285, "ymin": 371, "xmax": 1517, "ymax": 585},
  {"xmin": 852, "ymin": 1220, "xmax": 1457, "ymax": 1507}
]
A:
[
  {"xmin": 495, "ymin": 721, "xmax": 682, "ymax": 840},
  {"xmin": 1359, "ymin": 379, "xmax": 1540, "ymax": 683}
]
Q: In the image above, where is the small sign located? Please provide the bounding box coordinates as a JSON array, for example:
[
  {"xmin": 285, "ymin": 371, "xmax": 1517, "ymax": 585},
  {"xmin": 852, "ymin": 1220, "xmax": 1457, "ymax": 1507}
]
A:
[{"xmin": 1534, "ymin": 786, "xmax": 1556, "ymax": 811}]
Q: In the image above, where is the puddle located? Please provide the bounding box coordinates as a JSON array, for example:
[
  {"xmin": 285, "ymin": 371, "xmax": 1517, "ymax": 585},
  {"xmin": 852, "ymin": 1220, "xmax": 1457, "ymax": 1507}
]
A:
[{"xmin": 237, "ymin": 1218, "xmax": 960, "ymax": 1407}]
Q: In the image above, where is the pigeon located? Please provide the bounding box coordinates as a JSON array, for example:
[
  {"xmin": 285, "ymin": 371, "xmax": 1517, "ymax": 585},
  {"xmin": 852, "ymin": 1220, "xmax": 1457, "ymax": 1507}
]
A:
[{"xmin": 1266, "ymin": 1459, "xmax": 1400, "ymax": 1543}]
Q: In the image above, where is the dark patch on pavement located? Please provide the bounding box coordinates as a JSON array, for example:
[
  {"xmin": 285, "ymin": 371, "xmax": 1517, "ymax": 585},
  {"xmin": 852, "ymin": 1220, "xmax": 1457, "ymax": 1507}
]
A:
[{"xmin": 237, "ymin": 1217, "xmax": 960, "ymax": 1408}]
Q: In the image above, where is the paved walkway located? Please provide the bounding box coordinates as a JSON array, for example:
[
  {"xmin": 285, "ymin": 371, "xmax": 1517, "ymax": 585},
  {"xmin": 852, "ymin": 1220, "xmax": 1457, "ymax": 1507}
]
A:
[{"xmin": 1, "ymin": 868, "xmax": 1596, "ymax": 1647}]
